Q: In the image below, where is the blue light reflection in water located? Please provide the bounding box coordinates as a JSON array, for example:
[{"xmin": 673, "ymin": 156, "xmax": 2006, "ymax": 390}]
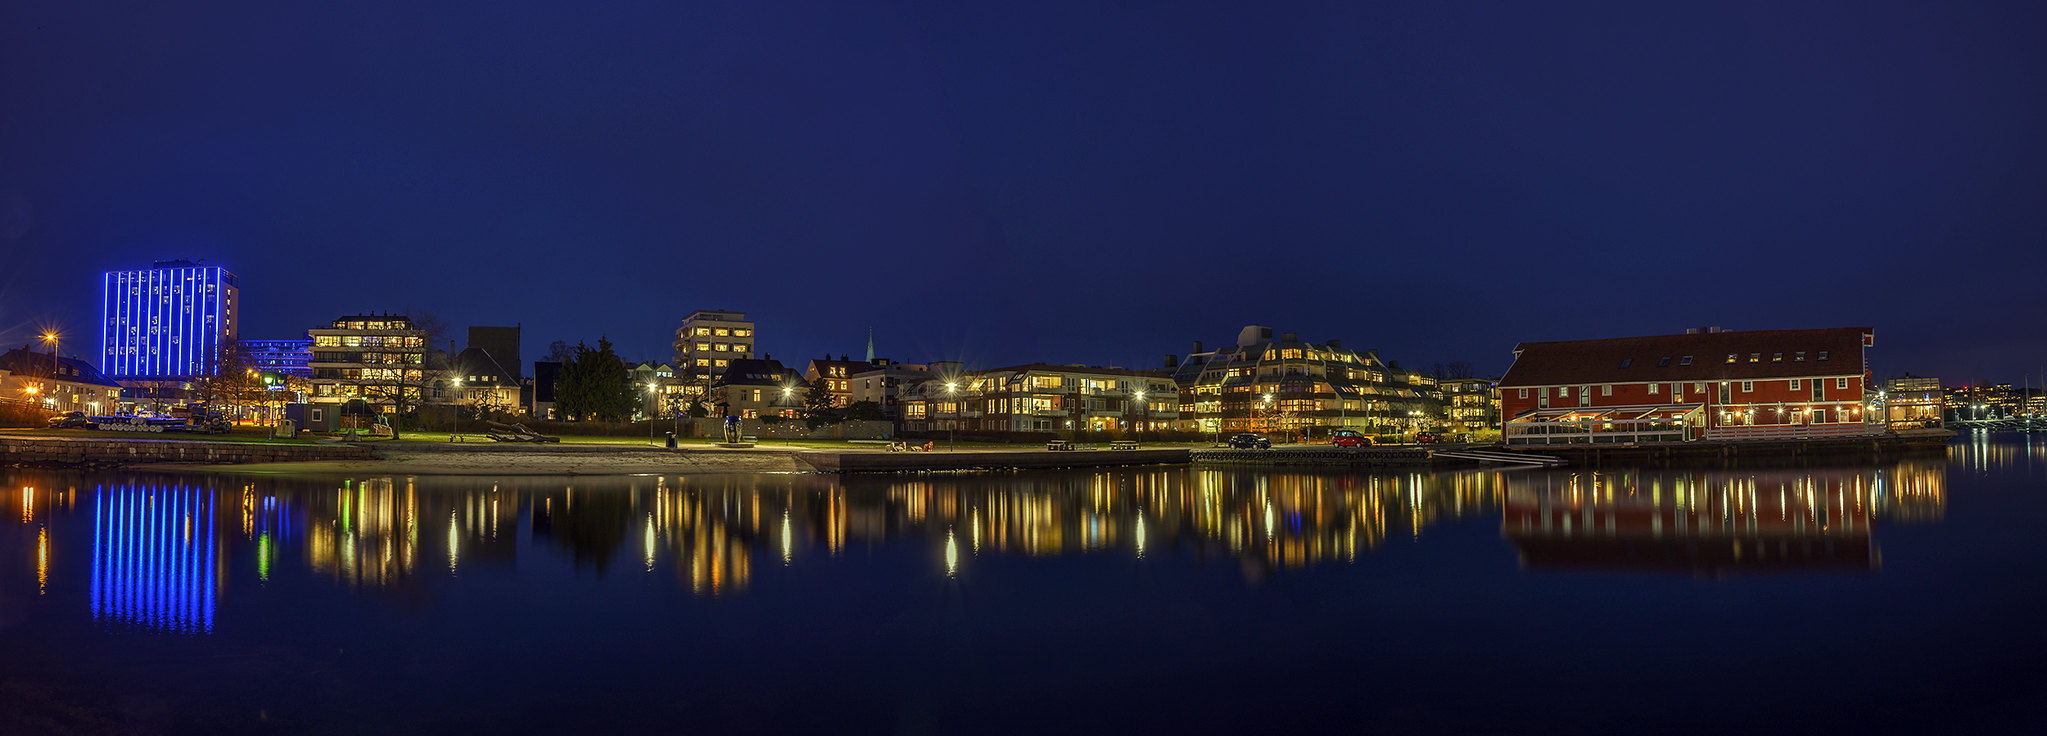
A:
[{"xmin": 89, "ymin": 483, "xmax": 216, "ymax": 634}]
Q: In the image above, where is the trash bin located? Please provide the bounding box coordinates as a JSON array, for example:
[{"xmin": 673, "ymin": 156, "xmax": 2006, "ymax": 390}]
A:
[
  {"xmin": 665, "ymin": 431, "xmax": 677, "ymax": 449},
  {"xmin": 273, "ymin": 419, "xmax": 296, "ymax": 439}
]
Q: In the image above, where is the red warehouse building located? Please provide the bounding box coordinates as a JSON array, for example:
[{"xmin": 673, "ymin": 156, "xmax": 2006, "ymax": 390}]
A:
[{"xmin": 1497, "ymin": 327, "xmax": 1876, "ymax": 445}]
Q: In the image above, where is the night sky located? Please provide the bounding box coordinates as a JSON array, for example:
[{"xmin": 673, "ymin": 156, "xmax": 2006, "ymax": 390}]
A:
[{"xmin": 4, "ymin": 2, "xmax": 2044, "ymax": 383}]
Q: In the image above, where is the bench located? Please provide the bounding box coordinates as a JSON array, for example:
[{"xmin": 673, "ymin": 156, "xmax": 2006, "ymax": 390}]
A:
[{"xmin": 1108, "ymin": 440, "xmax": 1139, "ymax": 450}]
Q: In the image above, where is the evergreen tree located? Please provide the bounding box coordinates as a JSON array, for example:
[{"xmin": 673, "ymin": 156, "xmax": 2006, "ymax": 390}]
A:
[
  {"xmin": 802, "ymin": 379, "xmax": 839, "ymax": 428},
  {"xmin": 554, "ymin": 337, "xmax": 636, "ymax": 421}
]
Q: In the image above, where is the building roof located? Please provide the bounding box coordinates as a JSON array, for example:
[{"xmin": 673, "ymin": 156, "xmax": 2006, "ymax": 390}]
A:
[
  {"xmin": 451, "ymin": 347, "xmax": 520, "ymax": 387},
  {"xmin": 0, "ymin": 347, "xmax": 123, "ymax": 388},
  {"xmin": 713, "ymin": 358, "xmax": 805, "ymax": 388},
  {"xmin": 1499, "ymin": 328, "xmax": 1872, "ymax": 387},
  {"xmin": 978, "ymin": 363, "xmax": 1162, "ymax": 379}
]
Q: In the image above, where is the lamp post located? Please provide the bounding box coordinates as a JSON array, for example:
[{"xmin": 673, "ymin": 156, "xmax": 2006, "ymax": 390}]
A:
[
  {"xmin": 945, "ymin": 382, "xmax": 958, "ymax": 451},
  {"xmin": 450, "ymin": 377, "xmax": 463, "ymax": 441},
  {"xmin": 648, "ymin": 383, "xmax": 658, "ymax": 446},
  {"xmin": 1133, "ymin": 389, "xmax": 1145, "ymax": 446},
  {"xmin": 782, "ymin": 385, "xmax": 794, "ymax": 445}
]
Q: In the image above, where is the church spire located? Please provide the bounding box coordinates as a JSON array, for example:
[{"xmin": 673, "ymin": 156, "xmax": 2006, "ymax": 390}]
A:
[{"xmin": 864, "ymin": 327, "xmax": 875, "ymax": 362}]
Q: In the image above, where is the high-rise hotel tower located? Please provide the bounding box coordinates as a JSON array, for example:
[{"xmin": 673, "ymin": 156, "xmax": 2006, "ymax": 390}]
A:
[{"xmin": 101, "ymin": 261, "xmax": 240, "ymax": 379}]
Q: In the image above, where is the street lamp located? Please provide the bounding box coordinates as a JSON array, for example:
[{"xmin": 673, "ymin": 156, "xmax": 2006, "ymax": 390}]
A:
[
  {"xmin": 1133, "ymin": 390, "xmax": 1146, "ymax": 446},
  {"xmin": 450, "ymin": 377, "xmax": 463, "ymax": 441},
  {"xmin": 782, "ymin": 385, "xmax": 794, "ymax": 444},
  {"xmin": 648, "ymin": 383, "xmax": 659, "ymax": 446},
  {"xmin": 945, "ymin": 382, "xmax": 958, "ymax": 451}
]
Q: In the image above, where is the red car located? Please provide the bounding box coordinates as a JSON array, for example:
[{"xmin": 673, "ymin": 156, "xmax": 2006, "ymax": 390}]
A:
[
  {"xmin": 1332, "ymin": 429, "xmax": 1373, "ymax": 447},
  {"xmin": 1414, "ymin": 431, "xmax": 1443, "ymax": 444}
]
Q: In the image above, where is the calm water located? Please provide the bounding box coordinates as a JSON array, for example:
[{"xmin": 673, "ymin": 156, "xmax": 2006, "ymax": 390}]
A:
[{"xmin": 3, "ymin": 433, "xmax": 2043, "ymax": 735}]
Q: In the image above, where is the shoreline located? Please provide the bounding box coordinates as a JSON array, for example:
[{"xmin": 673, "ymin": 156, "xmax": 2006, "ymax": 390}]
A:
[{"xmin": 146, "ymin": 444, "xmax": 821, "ymax": 476}]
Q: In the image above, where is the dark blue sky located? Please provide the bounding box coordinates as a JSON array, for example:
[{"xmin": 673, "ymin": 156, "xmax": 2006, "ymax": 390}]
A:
[{"xmin": 4, "ymin": 1, "xmax": 2043, "ymax": 383}]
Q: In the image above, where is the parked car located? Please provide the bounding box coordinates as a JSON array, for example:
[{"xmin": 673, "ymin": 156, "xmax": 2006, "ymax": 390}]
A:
[
  {"xmin": 1414, "ymin": 431, "xmax": 1443, "ymax": 444},
  {"xmin": 48, "ymin": 411, "xmax": 92, "ymax": 429},
  {"xmin": 1331, "ymin": 429, "xmax": 1373, "ymax": 447},
  {"xmin": 1225, "ymin": 433, "xmax": 1272, "ymax": 449}
]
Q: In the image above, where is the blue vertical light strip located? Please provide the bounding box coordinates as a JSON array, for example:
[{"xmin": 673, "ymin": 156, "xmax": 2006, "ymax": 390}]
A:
[
  {"xmin": 91, "ymin": 486, "xmax": 103, "ymax": 619},
  {"xmin": 202, "ymin": 486, "xmax": 216, "ymax": 632},
  {"xmin": 100, "ymin": 272, "xmax": 109, "ymax": 377},
  {"xmin": 146, "ymin": 270, "xmax": 157, "ymax": 377}
]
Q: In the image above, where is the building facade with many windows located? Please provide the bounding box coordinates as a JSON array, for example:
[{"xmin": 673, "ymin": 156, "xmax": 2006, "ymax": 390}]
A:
[
  {"xmin": 307, "ymin": 315, "xmax": 429, "ymax": 407},
  {"xmin": 1497, "ymin": 327, "xmax": 1876, "ymax": 445},
  {"xmin": 673, "ymin": 310, "xmax": 754, "ymax": 389},
  {"xmin": 100, "ymin": 261, "xmax": 239, "ymax": 380},
  {"xmin": 907, "ymin": 364, "xmax": 1179, "ymax": 435},
  {"xmin": 1170, "ymin": 326, "xmax": 1441, "ymax": 440}
]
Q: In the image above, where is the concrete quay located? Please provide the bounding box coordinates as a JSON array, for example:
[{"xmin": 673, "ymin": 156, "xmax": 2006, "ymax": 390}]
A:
[
  {"xmin": 1501, "ymin": 429, "xmax": 1955, "ymax": 467},
  {"xmin": 1, "ymin": 434, "xmax": 376, "ymax": 468},
  {"xmin": 798, "ymin": 447, "xmax": 1190, "ymax": 473},
  {"xmin": 1190, "ymin": 445, "xmax": 1440, "ymax": 467}
]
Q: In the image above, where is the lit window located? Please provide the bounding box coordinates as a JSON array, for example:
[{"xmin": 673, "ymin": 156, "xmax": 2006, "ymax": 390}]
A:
[
  {"xmin": 1818, "ymin": 351, "xmax": 1829, "ymax": 361},
  {"xmin": 1649, "ymin": 383, "xmax": 1659, "ymax": 395},
  {"xmin": 1725, "ymin": 354, "xmax": 1737, "ymax": 363},
  {"xmin": 1749, "ymin": 353, "xmax": 1760, "ymax": 363},
  {"xmin": 1772, "ymin": 353, "xmax": 1783, "ymax": 362},
  {"xmin": 1795, "ymin": 352, "xmax": 1806, "ymax": 361}
]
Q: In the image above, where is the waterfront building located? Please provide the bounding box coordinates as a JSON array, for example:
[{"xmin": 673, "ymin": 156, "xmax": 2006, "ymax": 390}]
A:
[
  {"xmin": 530, "ymin": 360, "xmax": 561, "ymax": 419},
  {"xmin": 442, "ymin": 346, "xmax": 522, "ymax": 413},
  {"xmin": 928, "ymin": 364, "xmax": 1179, "ymax": 435},
  {"xmin": 711, "ymin": 358, "xmax": 805, "ymax": 420},
  {"xmin": 803, "ymin": 355, "xmax": 870, "ymax": 409},
  {"xmin": 1170, "ymin": 326, "xmax": 1440, "ymax": 439},
  {"xmin": 1441, "ymin": 377, "xmax": 1501, "ymax": 436},
  {"xmin": 848, "ymin": 360, "xmax": 932, "ymax": 426},
  {"xmin": 0, "ymin": 346, "xmax": 123, "ymax": 414},
  {"xmin": 306, "ymin": 314, "xmax": 429, "ymax": 408},
  {"xmin": 1497, "ymin": 326, "xmax": 1876, "ymax": 445},
  {"xmin": 1882, "ymin": 375, "xmax": 1943, "ymax": 428},
  {"xmin": 100, "ymin": 261, "xmax": 240, "ymax": 379},
  {"xmin": 243, "ymin": 339, "xmax": 313, "ymax": 378},
  {"xmin": 672, "ymin": 310, "xmax": 754, "ymax": 389}
]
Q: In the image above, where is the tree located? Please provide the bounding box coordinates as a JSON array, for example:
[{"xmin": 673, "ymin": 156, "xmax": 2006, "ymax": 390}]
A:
[
  {"xmin": 802, "ymin": 379, "xmax": 839, "ymax": 429},
  {"xmin": 554, "ymin": 337, "xmax": 635, "ymax": 422},
  {"xmin": 686, "ymin": 399, "xmax": 710, "ymax": 418},
  {"xmin": 186, "ymin": 340, "xmax": 263, "ymax": 423},
  {"xmin": 545, "ymin": 340, "xmax": 575, "ymax": 364},
  {"xmin": 846, "ymin": 400, "xmax": 884, "ymax": 422},
  {"xmin": 356, "ymin": 333, "xmax": 438, "ymax": 440}
]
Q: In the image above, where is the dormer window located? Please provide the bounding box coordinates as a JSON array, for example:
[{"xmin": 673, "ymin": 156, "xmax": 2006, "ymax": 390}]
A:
[
  {"xmin": 1726, "ymin": 354, "xmax": 1737, "ymax": 364},
  {"xmin": 1795, "ymin": 352, "xmax": 1806, "ymax": 362},
  {"xmin": 1618, "ymin": 359, "xmax": 1632, "ymax": 369},
  {"xmin": 1749, "ymin": 353, "xmax": 1760, "ymax": 363},
  {"xmin": 1657, "ymin": 357, "xmax": 1671, "ymax": 367},
  {"xmin": 1680, "ymin": 356, "xmax": 1693, "ymax": 366},
  {"xmin": 1818, "ymin": 351, "xmax": 1830, "ymax": 361}
]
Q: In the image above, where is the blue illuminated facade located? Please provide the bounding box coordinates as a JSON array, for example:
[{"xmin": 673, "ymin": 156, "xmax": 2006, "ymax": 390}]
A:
[{"xmin": 101, "ymin": 261, "xmax": 240, "ymax": 380}]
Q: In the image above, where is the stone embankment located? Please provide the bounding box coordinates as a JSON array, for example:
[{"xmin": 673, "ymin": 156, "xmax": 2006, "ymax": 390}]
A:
[
  {"xmin": 1191, "ymin": 445, "xmax": 1441, "ymax": 467},
  {"xmin": 1, "ymin": 435, "xmax": 375, "ymax": 468}
]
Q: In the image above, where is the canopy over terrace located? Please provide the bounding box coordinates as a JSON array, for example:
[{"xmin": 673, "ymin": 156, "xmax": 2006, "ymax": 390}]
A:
[{"xmin": 1505, "ymin": 404, "xmax": 1703, "ymax": 446}]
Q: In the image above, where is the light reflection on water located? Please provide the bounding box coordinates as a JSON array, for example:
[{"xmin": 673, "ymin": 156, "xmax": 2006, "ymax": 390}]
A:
[
  {"xmin": 2, "ymin": 435, "xmax": 2042, "ymax": 733},
  {"xmin": 0, "ymin": 451, "xmax": 1965, "ymax": 632}
]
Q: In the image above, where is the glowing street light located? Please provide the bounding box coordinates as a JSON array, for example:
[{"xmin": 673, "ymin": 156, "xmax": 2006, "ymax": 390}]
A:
[
  {"xmin": 945, "ymin": 382, "xmax": 959, "ymax": 451},
  {"xmin": 450, "ymin": 377, "xmax": 463, "ymax": 442}
]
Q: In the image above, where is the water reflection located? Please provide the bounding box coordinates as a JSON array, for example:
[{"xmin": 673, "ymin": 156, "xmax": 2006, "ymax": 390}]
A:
[
  {"xmin": 1501, "ymin": 460, "xmax": 1947, "ymax": 575},
  {"xmin": 90, "ymin": 483, "xmax": 218, "ymax": 633},
  {"xmin": 0, "ymin": 453, "xmax": 1961, "ymax": 628}
]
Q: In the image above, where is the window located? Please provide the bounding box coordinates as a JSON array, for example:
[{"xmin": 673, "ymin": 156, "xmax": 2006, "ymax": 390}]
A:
[
  {"xmin": 1680, "ymin": 356, "xmax": 1693, "ymax": 366},
  {"xmin": 1741, "ymin": 381, "xmax": 1753, "ymax": 392},
  {"xmin": 1693, "ymin": 383, "xmax": 1704, "ymax": 394},
  {"xmin": 1749, "ymin": 353, "xmax": 1761, "ymax": 363},
  {"xmin": 1648, "ymin": 383, "xmax": 1659, "ymax": 395},
  {"xmin": 1772, "ymin": 352, "xmax": 1783, "ymax": 362},
  {"xmin": 1518, "ymin": 388, "xmax": 1528, "ymax": 399},
  {"xmin": 1718, "ymin": 383, "xmax": 1730, "ymax": 403},
  {"xmin": 1818, "ymin": 351, "xmax": 1829, "ymax": 361},
  {"xmin": 1726, "ymin": 354, "xmax": 1737, "ymax": 363},
  {"xmin": 1558, "ymin": 386, "xmax": 1570, "ymax": 398},
  {"xmin": 1657, "ymin": 357, "xmax": 1671, "ymax": 367},
  {"xmin": 733, "ymin": 329, "xmax": 751, "ymax": 338},
  {"xmin": 1790, "ymin": 379, "xmax": 1801, "ymax": 390},
  {"xmin": 715, "ymin": 328, "xmax": 730, "ymax": 336},
  {"xmin": 695, "ymin": 327, "xmax": 710, "ymax": 336},
  {"xmin": 1600, "ymin": 385, "xmax": 1612, "ymax": 396},
  {"xmin": 1619, "ymin": 359, "xmax": 1632, "ymax": 369},
  {"xmin": 1836, "ymin": 378, "xmax": 1848, "ymax": 389},
  {"xmin": 1795, "ymin": 352, "xmax": 1806, "ymax": 362}
]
